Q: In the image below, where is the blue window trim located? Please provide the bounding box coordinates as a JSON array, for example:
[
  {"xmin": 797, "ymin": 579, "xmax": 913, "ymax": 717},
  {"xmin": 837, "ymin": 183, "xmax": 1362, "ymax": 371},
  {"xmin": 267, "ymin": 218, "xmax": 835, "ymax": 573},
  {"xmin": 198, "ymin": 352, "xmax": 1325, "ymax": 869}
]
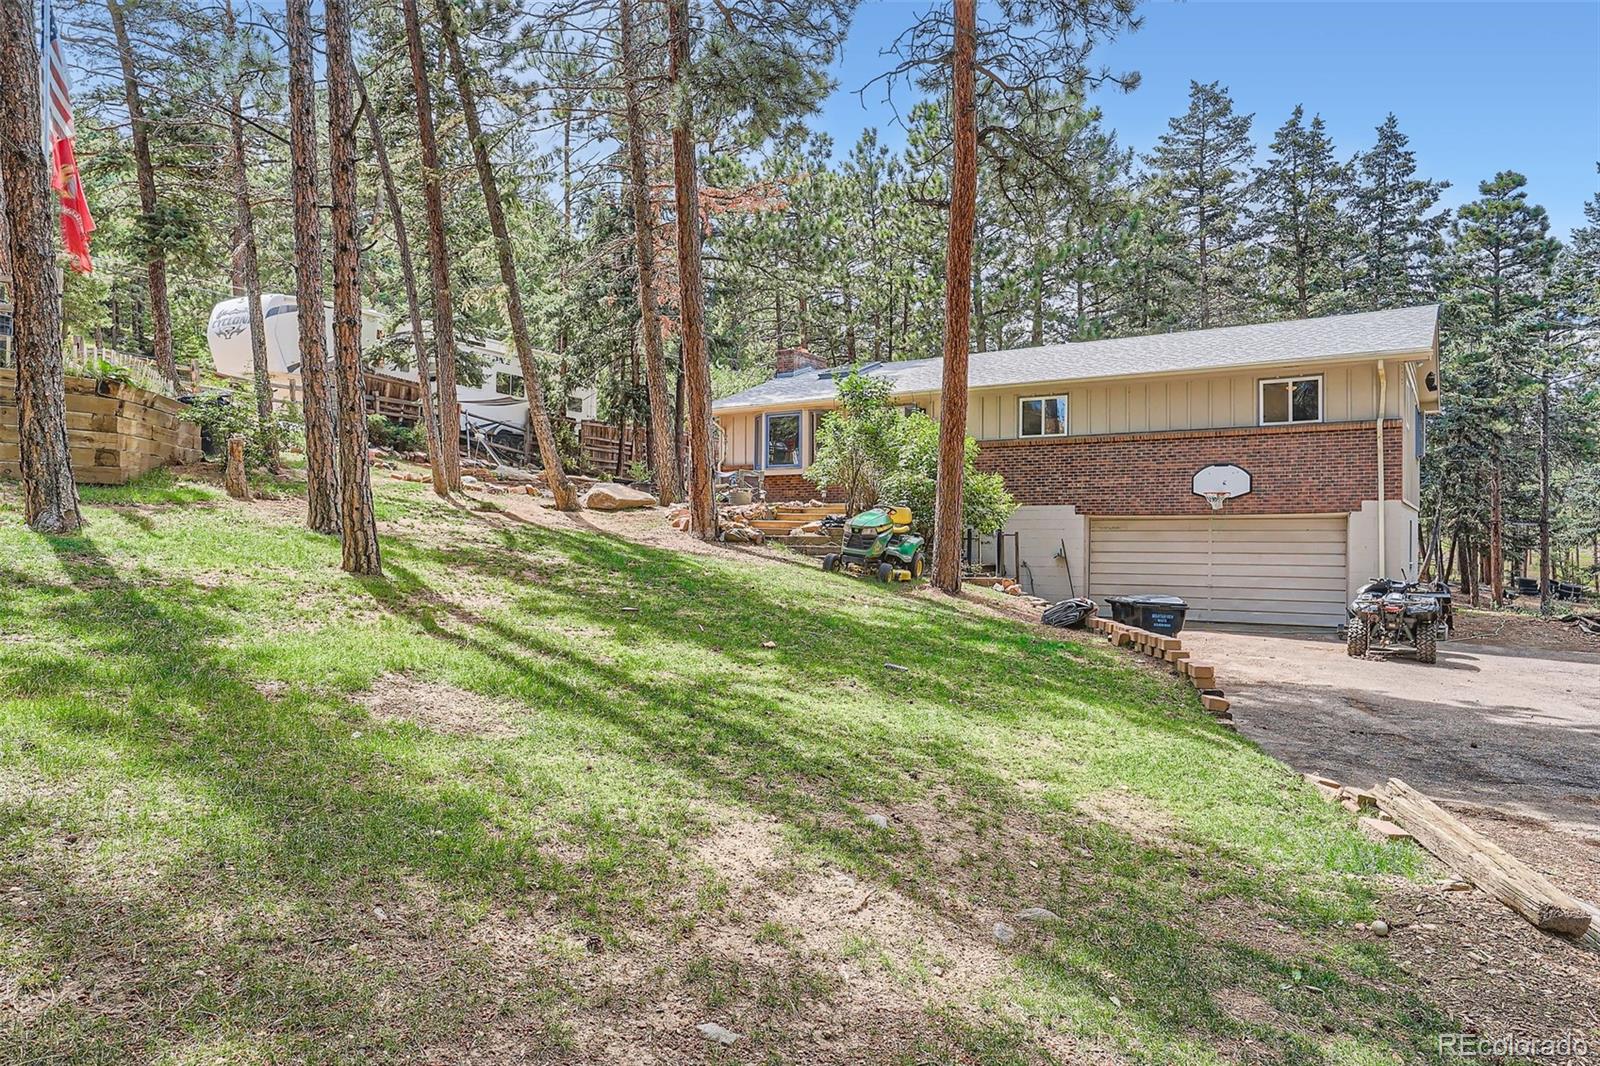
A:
[{"xmin": 762, "ymin": 410, "xmax": 804, "ymax": 470}]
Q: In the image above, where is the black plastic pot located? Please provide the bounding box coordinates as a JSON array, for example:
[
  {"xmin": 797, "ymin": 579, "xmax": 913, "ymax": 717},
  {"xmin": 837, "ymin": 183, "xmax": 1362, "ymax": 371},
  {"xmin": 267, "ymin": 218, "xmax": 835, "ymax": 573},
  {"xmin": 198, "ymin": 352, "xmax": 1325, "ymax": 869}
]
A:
[{"xmin": 1105, "ymin": 594, "xmax": 1189, "ymax": 636}]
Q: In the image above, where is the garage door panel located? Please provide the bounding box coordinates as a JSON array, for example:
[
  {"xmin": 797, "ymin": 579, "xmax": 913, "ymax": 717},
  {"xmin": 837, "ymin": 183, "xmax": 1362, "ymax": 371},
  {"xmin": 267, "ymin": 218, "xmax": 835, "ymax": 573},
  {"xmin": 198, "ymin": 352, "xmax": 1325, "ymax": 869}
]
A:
[
  {"xmin": 1090, "ymin": 516, "xmax": 1347, "ymax": 626},
  {"xmin": 1092, "ymin": 528, "xmax": 1347, "ymax": 545}
]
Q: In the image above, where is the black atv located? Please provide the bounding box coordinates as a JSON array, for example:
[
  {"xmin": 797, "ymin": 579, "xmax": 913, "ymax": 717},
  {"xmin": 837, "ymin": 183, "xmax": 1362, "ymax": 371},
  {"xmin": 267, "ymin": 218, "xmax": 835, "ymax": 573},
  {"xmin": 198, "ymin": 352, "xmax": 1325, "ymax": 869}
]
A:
[{"xmin": 1346, "ymin": 577, "xmax": 1453, "ymax": 664}]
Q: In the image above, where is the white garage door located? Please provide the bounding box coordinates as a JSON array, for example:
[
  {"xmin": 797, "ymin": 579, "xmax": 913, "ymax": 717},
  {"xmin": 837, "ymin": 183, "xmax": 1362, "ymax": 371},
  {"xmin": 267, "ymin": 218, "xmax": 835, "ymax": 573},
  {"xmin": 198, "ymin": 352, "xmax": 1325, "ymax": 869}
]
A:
[{"xmin": 1089, "ymin": 515, "xmax": 1349, "ymax": 626}]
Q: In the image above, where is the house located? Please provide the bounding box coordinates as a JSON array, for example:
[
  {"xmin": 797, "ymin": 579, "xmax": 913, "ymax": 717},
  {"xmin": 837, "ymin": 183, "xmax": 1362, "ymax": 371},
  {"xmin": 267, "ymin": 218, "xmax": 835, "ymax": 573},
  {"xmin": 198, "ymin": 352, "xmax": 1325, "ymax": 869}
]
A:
[{"xmin": 711, "ymin": 305, "xmax": 1441, "ymax": 626}]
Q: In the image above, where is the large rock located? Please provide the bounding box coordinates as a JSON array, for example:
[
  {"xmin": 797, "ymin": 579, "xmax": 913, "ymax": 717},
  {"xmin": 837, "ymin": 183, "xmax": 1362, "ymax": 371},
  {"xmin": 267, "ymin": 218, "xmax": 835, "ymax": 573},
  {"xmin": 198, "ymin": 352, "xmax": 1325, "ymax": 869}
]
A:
[{"xmin": 582, "ymin": 482, "xmax": 657, "ymax": 511}]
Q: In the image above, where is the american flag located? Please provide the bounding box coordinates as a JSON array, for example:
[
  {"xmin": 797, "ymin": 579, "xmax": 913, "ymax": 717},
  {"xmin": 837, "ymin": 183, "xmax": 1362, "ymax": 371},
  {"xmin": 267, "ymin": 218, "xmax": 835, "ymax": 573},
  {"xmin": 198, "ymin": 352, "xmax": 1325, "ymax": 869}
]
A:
[
  {"xmin": 40, "ymin": 0, "xmax": 95, "ymax": 273},
  {"xmin": 43, "ymin": 4, "xmax": 77, "ymax": 143}
]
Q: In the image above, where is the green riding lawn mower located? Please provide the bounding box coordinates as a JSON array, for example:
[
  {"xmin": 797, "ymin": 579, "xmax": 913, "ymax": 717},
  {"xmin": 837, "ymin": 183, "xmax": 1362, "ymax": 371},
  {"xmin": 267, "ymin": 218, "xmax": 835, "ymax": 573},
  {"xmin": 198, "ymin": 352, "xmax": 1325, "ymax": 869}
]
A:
[{"xmin": 821, "ymin": 505, "xmax": 927, "ymax": 582}]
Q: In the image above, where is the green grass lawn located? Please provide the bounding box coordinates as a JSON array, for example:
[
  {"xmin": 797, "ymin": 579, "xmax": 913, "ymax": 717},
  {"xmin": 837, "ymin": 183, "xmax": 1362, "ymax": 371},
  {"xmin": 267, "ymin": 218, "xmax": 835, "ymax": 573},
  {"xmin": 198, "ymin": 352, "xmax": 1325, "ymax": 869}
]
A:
[{"xmin": 0, "ymin": 471, "xmax": 1451, "ymax": 1064}]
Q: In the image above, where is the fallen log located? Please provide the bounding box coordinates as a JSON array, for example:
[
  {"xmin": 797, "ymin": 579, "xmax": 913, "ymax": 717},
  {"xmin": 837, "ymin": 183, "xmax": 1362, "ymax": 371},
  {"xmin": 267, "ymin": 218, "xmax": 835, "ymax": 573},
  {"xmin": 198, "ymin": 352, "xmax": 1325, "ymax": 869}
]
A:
[{"xmin": 1376, "ymin": 778, "xmax": 1591, "ymax": 939}]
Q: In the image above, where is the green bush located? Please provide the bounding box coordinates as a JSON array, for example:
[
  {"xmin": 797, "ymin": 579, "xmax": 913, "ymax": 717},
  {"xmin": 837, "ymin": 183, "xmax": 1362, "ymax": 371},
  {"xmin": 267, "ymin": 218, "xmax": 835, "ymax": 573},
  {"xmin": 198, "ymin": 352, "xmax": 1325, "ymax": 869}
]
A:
[
  {"xmin": 366, "ymin": 415, "xmax": 428, "ymax": 453},
  {"xmin": 807, "ymin": 375, "xmax": 1017, "ymax": 540}
]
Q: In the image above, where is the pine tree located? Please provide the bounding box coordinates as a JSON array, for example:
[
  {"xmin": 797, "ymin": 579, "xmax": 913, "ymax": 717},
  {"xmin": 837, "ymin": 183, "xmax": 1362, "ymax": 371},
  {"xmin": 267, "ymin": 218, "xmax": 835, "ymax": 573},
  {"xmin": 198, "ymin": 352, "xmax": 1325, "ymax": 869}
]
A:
[
  {"xmin": 437, "ymin": 0, "xmax": 580, "ymax": 511},
  {"xmin": 326, "ymin": 0, "xmax": 383, "ymax": 575},
  {"xmin": 1252, "ymin": 106, "xmax": 1350, "ymax": 318},
  {"xmin": 1441, "ymin": 171, "xmax": 1560, "ymax": 605},
  {"xmin": 400, "ymin": 0, "xmax": 464, "ymax": 492},
  {"xmin": 1145, "ymin": 80, "xmax": 1255, "ymax": 329},
  {"xmin": 1352, "ymin": 114, "xmax": 1449, "ymax": 309},
  {"xmin": 356, "ymin": 68, "xmax": 448, "ymax": 497},
  {"xmin": 285, "ymin": 0, "xmax": 342, "ymax": 534},
  {"xmin": 219, "ymin": 0, "xmax": 278, "ymax": 468},
  {"xmin": 105, "ymin": 0, "xmax": 181, "ymax": 392},
  {"xmin": 1, "ymin": 0, "xmax": 82, "ymax": 532},
  {"xmin": 617, "ymin": 0, "xmax": 680, "ymax": 504}
]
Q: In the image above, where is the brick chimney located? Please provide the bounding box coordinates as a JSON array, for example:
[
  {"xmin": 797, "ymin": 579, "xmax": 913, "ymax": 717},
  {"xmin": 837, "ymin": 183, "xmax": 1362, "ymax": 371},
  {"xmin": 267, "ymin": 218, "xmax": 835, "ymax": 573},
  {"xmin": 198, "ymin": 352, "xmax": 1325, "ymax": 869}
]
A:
[{"xmin": 774, "ymin": 346, "xmax": 827, "ymax": 377}]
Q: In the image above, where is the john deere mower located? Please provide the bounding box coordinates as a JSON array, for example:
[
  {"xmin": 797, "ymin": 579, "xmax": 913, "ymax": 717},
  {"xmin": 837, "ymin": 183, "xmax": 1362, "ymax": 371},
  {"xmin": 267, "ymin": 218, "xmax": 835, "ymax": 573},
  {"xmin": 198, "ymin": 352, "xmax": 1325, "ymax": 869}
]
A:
[{"xmin": 821, "ymin": 504, "xmax": 926, "ymax": 582}]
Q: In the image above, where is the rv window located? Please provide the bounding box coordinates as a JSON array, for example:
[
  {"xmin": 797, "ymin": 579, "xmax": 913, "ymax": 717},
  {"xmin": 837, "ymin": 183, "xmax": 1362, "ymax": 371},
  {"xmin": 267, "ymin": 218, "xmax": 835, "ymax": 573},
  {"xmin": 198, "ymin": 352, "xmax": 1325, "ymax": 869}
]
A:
[{"xmin": 495, "ymin": 372, "xmax": 525, "ymax": 398}]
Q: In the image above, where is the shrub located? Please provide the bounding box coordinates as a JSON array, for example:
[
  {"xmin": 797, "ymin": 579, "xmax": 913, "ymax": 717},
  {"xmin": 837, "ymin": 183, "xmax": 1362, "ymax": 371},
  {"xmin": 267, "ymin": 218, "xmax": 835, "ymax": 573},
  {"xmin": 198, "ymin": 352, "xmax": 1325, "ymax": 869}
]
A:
[
  {"xmin": 807, "ymin": 374, "xmax": 1017, "ymax": 540},
  {"xmin": 805, "ymin": 374, "xmax": 900, "ymax": 515},
  {"xmin": 366, "ymin": 415, "xmax": 427, "ymax": 453}
]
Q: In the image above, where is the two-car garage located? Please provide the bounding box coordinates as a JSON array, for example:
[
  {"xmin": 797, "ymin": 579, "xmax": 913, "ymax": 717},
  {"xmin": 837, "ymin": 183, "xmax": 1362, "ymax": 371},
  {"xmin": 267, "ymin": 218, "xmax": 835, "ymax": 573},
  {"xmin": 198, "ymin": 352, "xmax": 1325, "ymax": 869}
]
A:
[{"xmin": 1087, "ymin": 515, "xmax": 1350, "ymax": 627}]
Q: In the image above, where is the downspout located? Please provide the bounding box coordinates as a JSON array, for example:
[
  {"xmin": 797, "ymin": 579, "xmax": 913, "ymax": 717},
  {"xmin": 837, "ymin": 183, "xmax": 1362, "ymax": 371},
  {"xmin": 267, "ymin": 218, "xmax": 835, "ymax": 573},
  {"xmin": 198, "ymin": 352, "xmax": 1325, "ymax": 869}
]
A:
[{"xmin": 1377, "ymin": 361, "xmax": 1387, "ymax": 579}]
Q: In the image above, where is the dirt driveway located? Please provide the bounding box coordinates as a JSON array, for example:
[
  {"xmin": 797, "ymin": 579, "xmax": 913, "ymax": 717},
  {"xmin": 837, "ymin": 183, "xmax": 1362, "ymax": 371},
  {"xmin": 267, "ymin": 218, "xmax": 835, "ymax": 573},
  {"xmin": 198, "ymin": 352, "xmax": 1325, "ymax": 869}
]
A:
[
  {"xmin": 1181, "ymin": 625, "xmax": 1600, "ymax": 1049},
  {"xmin": 1182, "ymin": 625, "xmax": 1600, "ymax": 833}
]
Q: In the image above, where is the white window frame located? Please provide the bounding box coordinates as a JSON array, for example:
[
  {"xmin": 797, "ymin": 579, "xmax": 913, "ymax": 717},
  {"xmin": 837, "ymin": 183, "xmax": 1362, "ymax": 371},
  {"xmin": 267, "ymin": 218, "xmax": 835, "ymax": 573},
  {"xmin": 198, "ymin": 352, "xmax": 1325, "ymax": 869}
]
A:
[
  {"xmin": 763, "ymin": 410, "xmax": 803, "ymax": 469},
  {"xmin": 1017, "ymin": 394, "xmax": 1070, "ymax": 438},
  {"xmin": 1257, "ymin": 374, "xmax": 1323, "ymax": 426},
  {"xmin": 495, "ymin": 371, "xmax": 526, "ymax": 398}
]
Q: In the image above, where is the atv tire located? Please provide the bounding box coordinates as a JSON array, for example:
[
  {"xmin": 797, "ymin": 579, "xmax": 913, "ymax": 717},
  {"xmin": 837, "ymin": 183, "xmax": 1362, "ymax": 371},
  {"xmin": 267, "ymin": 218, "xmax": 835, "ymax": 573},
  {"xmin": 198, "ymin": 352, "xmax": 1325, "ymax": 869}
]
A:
[
  {"xmin": 1415, "ymin": 628, "xmax": 1437, "ymax": 664},
  {"xmin": 877, "ymin": 562, "xmax": 895, "ymax": 583},
  {"xmin": 1346, "ymin": 622, "xmax": 1368, "ymax": 658}
]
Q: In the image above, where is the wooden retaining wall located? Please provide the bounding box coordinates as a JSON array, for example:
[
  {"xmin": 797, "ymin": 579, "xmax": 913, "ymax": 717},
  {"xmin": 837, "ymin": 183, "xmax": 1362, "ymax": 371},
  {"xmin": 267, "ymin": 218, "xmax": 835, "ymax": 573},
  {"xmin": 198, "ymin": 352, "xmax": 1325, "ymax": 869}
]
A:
[{"xmin": 0, "ymin": 370, "xmax": 202, "ymax": 485}]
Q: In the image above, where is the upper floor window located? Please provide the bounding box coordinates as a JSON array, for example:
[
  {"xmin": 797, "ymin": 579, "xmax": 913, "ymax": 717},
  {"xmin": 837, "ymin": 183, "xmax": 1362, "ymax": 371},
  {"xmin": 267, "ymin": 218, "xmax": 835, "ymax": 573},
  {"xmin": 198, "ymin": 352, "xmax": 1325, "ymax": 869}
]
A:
[
  {"xmin": 765, "ymin": 411, "xmax": 801, "ymax": 468},
  {"xmin": 0, "ymin": 312, "xmax": 12, "ymax": 370},
  {"xmin": 565, "ymin": 392, "xmax": 585, "ymax": 416},
  {"xmin": 495, "ymin": 371, "xmax": 526, "ymax": 398},
  {"xmin": 1019, "ymin": 395, "xmax": 1068, "ymax": 437},
  {"xmin": 1259, "ymin": 375, "xmax": 1321, "ymax": 425}
]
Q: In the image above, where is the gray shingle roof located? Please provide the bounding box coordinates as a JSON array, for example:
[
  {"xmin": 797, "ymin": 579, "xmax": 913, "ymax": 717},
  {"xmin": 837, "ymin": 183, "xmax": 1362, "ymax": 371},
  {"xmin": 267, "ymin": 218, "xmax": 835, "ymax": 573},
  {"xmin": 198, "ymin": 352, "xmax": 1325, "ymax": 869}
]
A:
[{"xmin": 712, "ymin": 305, "xmax": 1439, "ymax": 412}]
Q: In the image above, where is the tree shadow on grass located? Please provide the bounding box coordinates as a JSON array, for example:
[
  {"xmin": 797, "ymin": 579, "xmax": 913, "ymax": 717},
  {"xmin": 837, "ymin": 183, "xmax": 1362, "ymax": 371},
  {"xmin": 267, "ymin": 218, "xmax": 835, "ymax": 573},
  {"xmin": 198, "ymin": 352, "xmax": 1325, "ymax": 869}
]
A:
[{"xmin": 0, "ymin": 513, "xmax": 1451, "ymax": 1064}]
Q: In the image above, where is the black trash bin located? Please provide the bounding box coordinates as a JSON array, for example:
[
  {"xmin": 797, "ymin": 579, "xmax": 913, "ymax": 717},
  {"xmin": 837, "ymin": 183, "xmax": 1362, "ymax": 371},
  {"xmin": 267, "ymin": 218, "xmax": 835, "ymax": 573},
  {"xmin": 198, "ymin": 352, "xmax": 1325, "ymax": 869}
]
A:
[{"xmin": 1105, "ymin": 594, "xmax": 1189, "ymax": 636}]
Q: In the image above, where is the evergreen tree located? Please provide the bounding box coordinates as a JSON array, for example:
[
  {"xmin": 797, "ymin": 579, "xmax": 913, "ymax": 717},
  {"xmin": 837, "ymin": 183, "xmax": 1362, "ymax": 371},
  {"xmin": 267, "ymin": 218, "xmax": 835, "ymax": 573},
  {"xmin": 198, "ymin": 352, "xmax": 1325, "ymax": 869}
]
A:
[
  {"xmin": 1144, "ymin": 80, "xmax": 1255, "ymax": 328},
  {"xmin": 1351, "ymin": 114, "xmax": 1449, "ymax": 309},
  {"xmin": 1252, "ymin": 106, "xmax": 1351, "ymax": 318},
  {"xmin": 1439, "ymin": 171, "xmax": 1560, "ymax": 604}
]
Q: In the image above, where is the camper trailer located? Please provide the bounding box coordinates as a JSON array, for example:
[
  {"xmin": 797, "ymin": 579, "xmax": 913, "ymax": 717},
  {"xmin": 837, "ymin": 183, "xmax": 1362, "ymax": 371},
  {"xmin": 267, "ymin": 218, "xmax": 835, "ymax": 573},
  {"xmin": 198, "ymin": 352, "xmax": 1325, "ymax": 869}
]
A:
[{"xmin": 205, "ymin": 295, "xmax": 597, "ymax": 440}]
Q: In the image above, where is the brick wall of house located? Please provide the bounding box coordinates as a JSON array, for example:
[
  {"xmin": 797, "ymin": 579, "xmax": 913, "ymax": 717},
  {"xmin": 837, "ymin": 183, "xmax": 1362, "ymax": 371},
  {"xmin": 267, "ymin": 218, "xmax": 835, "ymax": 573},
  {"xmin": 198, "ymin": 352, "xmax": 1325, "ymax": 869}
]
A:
[
  {"xmin": 760, "ymin": 472, "xmax": 844, "ymax": 503},
  {"xmin": 974, "ymin": 419, "xmax": 1405, "ymax": 517}
]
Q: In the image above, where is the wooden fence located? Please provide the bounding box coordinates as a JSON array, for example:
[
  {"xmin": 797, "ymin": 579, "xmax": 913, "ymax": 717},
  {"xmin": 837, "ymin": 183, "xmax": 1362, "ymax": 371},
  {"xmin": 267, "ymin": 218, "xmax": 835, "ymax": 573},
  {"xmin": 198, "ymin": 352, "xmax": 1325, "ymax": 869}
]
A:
[{"xmin": 577, "ymin": 420, "xmax": 649, "ymax": 474}]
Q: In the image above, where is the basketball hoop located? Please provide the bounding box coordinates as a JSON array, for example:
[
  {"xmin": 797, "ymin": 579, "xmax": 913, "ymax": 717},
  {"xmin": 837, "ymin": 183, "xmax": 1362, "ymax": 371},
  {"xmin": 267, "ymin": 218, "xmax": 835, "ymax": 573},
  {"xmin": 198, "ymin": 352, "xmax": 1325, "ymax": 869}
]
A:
[
  {"xmin": 1193, "ymin": 464, "xmax": 1252, "ymax": 511},
  {"xmin": 1202, "ymin": 490, "xmax": 1229, "ymax": 512}
]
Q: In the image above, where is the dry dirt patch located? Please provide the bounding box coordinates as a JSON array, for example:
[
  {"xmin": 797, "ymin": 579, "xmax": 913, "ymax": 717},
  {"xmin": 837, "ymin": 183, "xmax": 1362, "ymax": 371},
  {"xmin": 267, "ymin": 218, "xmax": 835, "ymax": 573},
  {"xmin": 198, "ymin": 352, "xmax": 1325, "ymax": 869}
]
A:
[{"xmin": 355, "ymin": 673, "xmax": 523, "ymax": 739}]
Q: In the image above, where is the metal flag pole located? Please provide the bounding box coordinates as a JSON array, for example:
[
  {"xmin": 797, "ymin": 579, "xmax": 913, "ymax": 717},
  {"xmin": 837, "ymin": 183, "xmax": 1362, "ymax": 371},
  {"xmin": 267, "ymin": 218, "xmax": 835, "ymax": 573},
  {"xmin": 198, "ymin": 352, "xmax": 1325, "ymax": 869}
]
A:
[{"xmin": 39, "ymin": 0, "xmax": 53, "ymax": 156}]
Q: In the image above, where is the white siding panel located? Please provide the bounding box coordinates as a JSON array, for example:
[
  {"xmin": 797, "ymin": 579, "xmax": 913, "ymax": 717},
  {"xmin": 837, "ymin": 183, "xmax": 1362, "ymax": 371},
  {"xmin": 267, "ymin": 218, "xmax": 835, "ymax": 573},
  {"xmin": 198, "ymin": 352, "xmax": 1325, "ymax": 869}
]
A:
[{"xmin": 1089, "ymin": 515, "xmax": 1349, "ymax": 626}]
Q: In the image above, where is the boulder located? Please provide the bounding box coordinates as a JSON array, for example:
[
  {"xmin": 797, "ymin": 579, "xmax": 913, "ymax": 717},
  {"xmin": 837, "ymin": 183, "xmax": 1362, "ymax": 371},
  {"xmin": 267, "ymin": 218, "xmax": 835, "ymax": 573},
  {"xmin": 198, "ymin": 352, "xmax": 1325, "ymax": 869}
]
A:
[{"xmin": 582, "ymin": 482, "xmax": 657, "ymax": 511}]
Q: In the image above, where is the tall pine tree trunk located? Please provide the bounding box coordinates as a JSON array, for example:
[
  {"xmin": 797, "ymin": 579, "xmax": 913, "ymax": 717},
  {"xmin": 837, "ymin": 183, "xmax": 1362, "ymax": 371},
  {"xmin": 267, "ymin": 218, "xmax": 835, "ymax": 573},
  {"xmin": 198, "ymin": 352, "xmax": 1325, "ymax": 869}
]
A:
[
  {"xmin": 667, "ymin": 0, "xmax": 714, "ymax": 537},
  {"xmin": 1538, "ymin": 373, "xmax": 1552, "ymax": 614},
  {"xmin": 285, "ymin": 0, "xmax": 341, "ymax": 533},
  {"xmin": 357, "ymin": 70, "xmax": 446, "ymax": 497},
  {"xmin": 930, "ymin": 0, "xmax": 978, "ymax": 593},
  {"xmin": 1488, "ymin": 459, "xmax": 1504, "ymax": 607},
  {"xmin": 107, "ymin": 0, "xmax": 178, "ymax": 393},
  {"xmin": 1, "ymin": 0, "xmax": 81, "ymax": 533},
  {"xmin": 325, "ymin": 0, "xmax": 381, "ymax": 575},
  {"xmin": 619, "ymin": 0, "xmax": 679, "ymax": 505},
  {"xmin": 401, "ymin": 0, "xmax": 462, "ymax": 491},
  {"xmin": 223, "ymin": 2, "xmax": 278, "ymax": 468},
  {"xmin": 437, "ymin": 1, "xmax": 578, "ymax": 510}
]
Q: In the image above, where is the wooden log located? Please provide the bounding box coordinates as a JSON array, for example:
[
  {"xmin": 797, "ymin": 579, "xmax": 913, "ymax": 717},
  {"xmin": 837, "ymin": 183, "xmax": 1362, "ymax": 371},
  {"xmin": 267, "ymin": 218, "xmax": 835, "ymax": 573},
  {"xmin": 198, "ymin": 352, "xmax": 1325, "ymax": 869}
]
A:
[
  {"xmin": 1377, "ymin": 778, "xmax": 1591, "ymax": 938},
  {"xmin": 1165, "ymin": 649, "xmax": 1190, "ymax": 663},
  {"xmin": 1200, "ymin": 694, "xmax": 1230, "ymax": 714},
  {"xmin": 225, "ymin": 434, "xmax": 251, "ymax": 500}
]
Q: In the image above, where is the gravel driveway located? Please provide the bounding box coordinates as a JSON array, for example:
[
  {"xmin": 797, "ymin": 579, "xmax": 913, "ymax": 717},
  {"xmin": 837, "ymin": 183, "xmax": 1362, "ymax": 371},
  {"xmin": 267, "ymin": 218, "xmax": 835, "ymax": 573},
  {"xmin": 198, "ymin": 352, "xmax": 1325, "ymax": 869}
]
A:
[{"xmin": 1180, "ymin": 625, "xmax": 1600, "ymax": 833}]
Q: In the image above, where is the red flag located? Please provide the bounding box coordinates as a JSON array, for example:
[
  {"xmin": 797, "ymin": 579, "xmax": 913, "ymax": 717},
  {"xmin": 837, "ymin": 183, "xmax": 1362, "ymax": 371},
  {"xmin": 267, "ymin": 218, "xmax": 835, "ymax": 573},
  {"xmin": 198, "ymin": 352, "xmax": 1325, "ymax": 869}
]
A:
[
  {"xmin": 51, "ymin": 136, "xmax": 94, "ymax": 274},
  {"xmin": 44, "ymin": 11, "xmax": 94, "ymax": 274}
]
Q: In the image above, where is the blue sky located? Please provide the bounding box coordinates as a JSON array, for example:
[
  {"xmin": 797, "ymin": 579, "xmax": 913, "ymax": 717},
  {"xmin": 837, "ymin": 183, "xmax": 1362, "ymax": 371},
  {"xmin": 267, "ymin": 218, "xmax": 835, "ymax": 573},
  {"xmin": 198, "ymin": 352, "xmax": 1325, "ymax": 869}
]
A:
[{"xmin": 814, "ymin": 0, "xmax": 1600, "ymax": 237}]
